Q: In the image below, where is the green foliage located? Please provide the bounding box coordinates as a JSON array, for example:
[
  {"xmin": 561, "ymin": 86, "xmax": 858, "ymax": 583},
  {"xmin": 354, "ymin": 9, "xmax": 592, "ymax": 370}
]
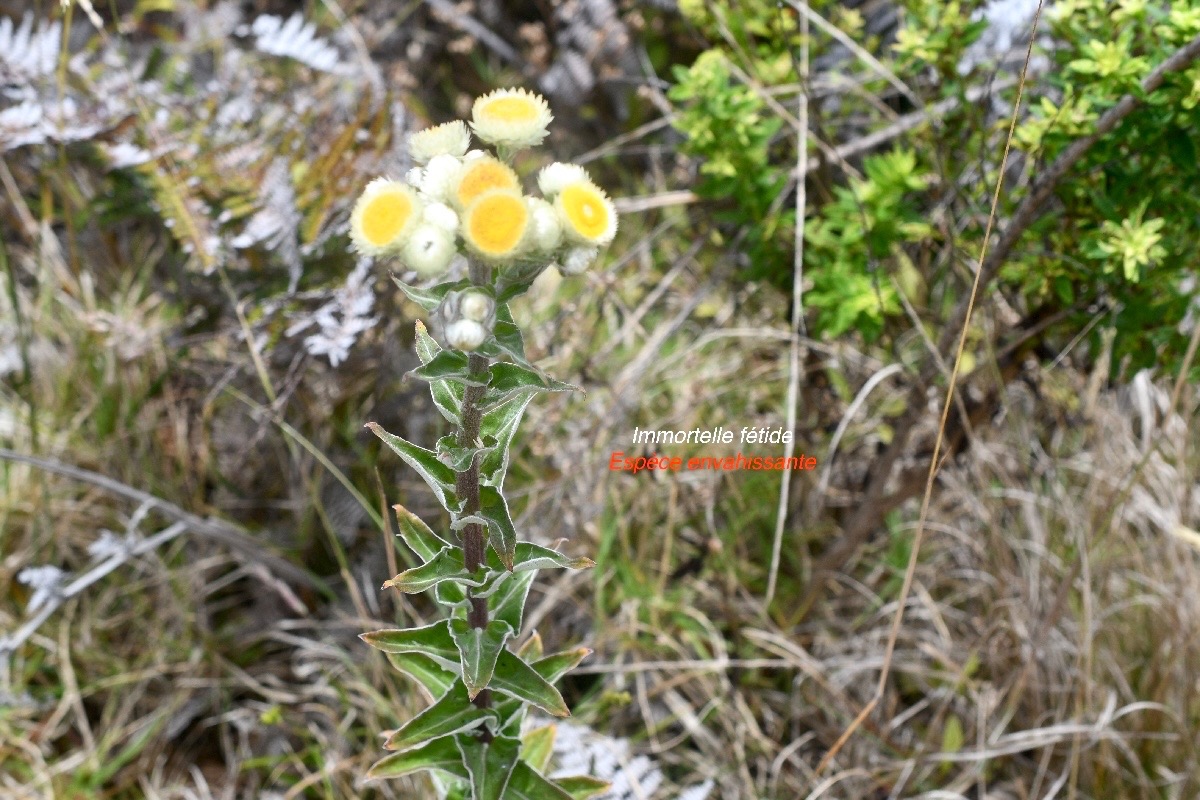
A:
[
  {"xmin": 804, "ymin": 149, "xmax": 931, "ymax": 338},
  {"xmin": 1003, "ymin": 0, "xmax": 1200, "ymax": 370},
  {"xmin": 670, "ymin": 0, "xmax": 1200, "ymax": 367},
  {"xmin": 669, "ymin": 49, "xmax": 793, "ymax": 281}
]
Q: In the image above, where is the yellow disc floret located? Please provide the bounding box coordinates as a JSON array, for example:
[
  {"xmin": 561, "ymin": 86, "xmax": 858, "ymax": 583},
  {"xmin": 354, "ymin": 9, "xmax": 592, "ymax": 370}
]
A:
[
  {"xmin": 451, "ymin": 156, "xmax": 521, "ymax": 210},
  {"xmin": 463, "ymin": 190, "xmax": 530, "ymax": 260},
  {"xmin": 350, "ymin": 178, "xmax": 423, "ymax": 255},
  {"xmin": 470, "ymin": 87, "xmax": 553, "ymax": 150},
  {"xmin": 556, "ymin": 180, "xmax": 617, "ymax": 246}
]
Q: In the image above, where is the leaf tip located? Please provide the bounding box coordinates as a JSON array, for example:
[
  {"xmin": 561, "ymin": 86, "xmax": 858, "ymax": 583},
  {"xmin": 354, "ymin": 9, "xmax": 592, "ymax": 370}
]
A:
[{"xmin": 415, "ymin": 319, "xmax": 427, "ymax": 333}]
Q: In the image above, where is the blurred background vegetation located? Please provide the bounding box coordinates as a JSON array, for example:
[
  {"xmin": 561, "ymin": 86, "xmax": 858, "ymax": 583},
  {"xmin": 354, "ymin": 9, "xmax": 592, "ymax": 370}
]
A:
[{"xmin": 3, "ymin": 0, "xmax": 1200, "ymax": 797}]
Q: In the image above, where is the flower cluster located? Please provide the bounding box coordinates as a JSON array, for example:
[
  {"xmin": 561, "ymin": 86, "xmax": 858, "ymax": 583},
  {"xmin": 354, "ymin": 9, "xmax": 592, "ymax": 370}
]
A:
[{"xmin": 348, "ymin": 88, "xmax": 617, "ymax": 284}]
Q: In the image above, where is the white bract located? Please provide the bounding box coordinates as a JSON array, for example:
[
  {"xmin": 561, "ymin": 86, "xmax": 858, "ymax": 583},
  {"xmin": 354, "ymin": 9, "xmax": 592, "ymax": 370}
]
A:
[
  {"xmin": 408, "ymin": 120, "xmax": 471, "ymax": 164},
  {"xmin": 537, "ymin": 162, "xmax": 590, "ymax": 197}
]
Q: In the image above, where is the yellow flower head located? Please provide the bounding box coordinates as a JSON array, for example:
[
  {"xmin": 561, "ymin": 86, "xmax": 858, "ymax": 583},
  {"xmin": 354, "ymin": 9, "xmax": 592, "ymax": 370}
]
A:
[
  {"xmin": 463, "ymin": 190, "xmax": 531, "ymax": 260},
  {"xmin": 349, "ymin": 178, "xmax": 423, "ymax": 255},
  {"xmin": 451, "ymin": 156, "xmax": 521, "ymax": 210},
  {"xmin": 470, "ymin": 87, "xmax": 553, "ymax": 150},
  {"xmin": 556, "ymin": 179, "xmax": 617, "ymax": 246}
]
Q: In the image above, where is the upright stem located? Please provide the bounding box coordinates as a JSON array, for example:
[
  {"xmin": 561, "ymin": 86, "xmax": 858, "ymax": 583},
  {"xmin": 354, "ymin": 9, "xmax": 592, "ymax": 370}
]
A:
[{"xmin": 456, "ymin": 261, "xmax": 492, "ymax": 715}]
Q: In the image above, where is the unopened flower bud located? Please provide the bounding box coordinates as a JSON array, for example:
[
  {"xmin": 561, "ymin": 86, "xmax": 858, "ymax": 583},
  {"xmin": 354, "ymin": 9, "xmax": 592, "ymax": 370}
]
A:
[
  {"xmin": 561, "ymin": 246, "xmax": 599, "ymax": 275},
  {"xmin": 445, "ymin": 319, "xmax": 487, "ymax": 351},
  {"xmin": 460, "ymin": 291, "xmax": 494, "ymax": 323}
]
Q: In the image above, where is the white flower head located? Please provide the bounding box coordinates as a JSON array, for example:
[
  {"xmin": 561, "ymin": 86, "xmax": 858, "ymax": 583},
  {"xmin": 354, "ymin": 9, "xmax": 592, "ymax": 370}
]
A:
[
  {"xmin": 418, "ymin": 154, "xmax": 463, "ymax": 202},
  {"xmin": 445, "ymin": 319, "xmax": 487, "ymax": 351},
  {"xmin": 537, "ymin": 162, "xmax": 590, "ymax": 198},
  {"xmin": 405, "ymin": 166, "xmax": 424, "ymax": 187},
  {"xmin": 349, "ymin": 178, "xmax": 423, "ymax": 256},
  {"xmin": 408, "ymin": 120, "xmax": 471, "ymax": 164},
  {"xmin": 401, "ymin": 224, "xmax": 456, "ymax": 277},
  {"xmin": 561, "ymin": 246, "xmax": 599, "ymax": 275},
  {"xmin": 470, "ymin": 87, "xmax": 553, "ymax": 150},
  {"xmin": 527, "ymin": 196, "xmax": 563, "ymax": 253},
  {"xmin": 422, "ymin": 201, "xmax": 459, "ymax": 233}
]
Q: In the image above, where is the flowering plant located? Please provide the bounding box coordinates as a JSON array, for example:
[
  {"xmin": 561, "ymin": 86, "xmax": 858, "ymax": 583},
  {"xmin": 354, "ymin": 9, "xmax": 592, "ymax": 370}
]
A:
[{"xmin": 354, "ymin": 88, "xmax": 616, "ymax": 799}]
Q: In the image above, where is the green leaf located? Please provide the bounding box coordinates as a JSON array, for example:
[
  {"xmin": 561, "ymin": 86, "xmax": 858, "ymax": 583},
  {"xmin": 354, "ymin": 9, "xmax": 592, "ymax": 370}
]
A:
[
  {"xmin": 516, "ymin": 631, "xmax": 544, "ymax": 661},
  {"xmin": 385, "ymin": 680, "xmax": 492, "ymax": 752},
  {"xmin": 493, "ymin": 304, "xmax": 526, "ymax": 360},
  {"xmin": 392, "ymin": 504, "xmax": 451, "ymax": 561},
  {"xmin": 520, "ymin": 724, "xmax": 557, "ymax": 773},
  {"xmin": 495, "ymin": 263, "xmax": 546, "ymax": 303},
  {"xmin": 491, "ymin": 650, "xmax": 570, "ymax": 718},
  {"xmin": 368, "ymin": 422, "xmax": 461, "ymax": 513},
  {"xmin": 504, "ymin": 761, "xmax": 574, "ymax": 800},
  {"xmin": 487, "ymin": 542, "xmax": 595, "ymax": 574},
  {"xmin": 532, "ymin": 647, "xmax": 593, "ymax": 684},
  {"xmin": 479, "ymin": 390, "xmax": 535, "ymax": 488},
  {"xmin": 392, "ymin": 504, "xmax": 466, "ymax": 605},
  {"xmin": 490, "ymin": 569, "xmax": 537, "ymax": 633},
  {"xmin": 438, "ymin": 433, "xmax": 496, "ymax": 473},
  {"xmin": 451, "ymin": 619, "xmax": 514, "ymax": 698},
  {"xmin": 498, "ymin": 701, "xmax": 528, "ymax": 738},
  {"xmin": 456, "ymin": 733, "xmax": 522, "ymax": 800},
  {"xmin": 362, "ymin": 620, "xmax": 459, "ymax": 667},
  {"xmin": 409, "ymin": 349, "xmax": 478, "ymax": 384},
  {"xmin": 415, "ymin": 321, "xmax": 464, "ymax": 423},
  {"xmin": 393, "ymin": 275, "xmax": 472, "ymax": 312},
  {"xmin": 433, "ymin": 775, "xmax": 470, "ymax": 800},
  {"xmin": 553, "ymin": 775, "xmax": 612, "ymax": 800},
  {"xmin": 366, "ymin": 735, "xmax": 470, "ymax": 782},
  {"xmin": 479, "ymin": 485, "xmax": 518, "ymax": 570},
  {"xmin": 486, "ymin": 363, "xmax": 579, "ymax": 406},
  {"xmin": 383, "ymin": 547, "xmax": 486, "ymax": 594},
  {"xmin": 386, "ymin": 652, "xmax": 456, "ymax": 700}
]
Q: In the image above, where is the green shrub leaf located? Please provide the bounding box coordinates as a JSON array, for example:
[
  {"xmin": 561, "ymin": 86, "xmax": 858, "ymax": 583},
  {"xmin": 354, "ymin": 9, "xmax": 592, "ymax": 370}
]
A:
[
  {"xmin": 456, "ymin": 733, "xmax": 522, "ymax": 800},
  {"xmin": 490, "ymin": 569, "xmax": 537, "ymax": 632},
  {"xmin": 392, "ymin": 275, "xmax": 472, "ymax": 312},
  {"xmin": 505, "ymin": 761, "xmax": 575, "ymax": 800},
  {"xmin": 493, "ymin": 304, "xmax": 525, "ymax": 360},
  {"xmin": 486, "ymin": 363, "xmax": 579, "ymax": 405},
  {"xmin": 553, "ymin": 775, "xmax": 612, "ymax": 800},
  {"xmin": 392, "ymin": 504, "xmax": 451, "ymax": 561},
  {"xmin": 361, "ymin": 621, "xmax": 459, "ymax": 667},
  {"xmin": 487, "ymin": 541, "xmax": 596, "ymax": 574},
  {"xmin": 367, "ymin": 422, "xmax": 461, "ymax": 513},
  {"xmin": 383, "ymin": 547, "xmax": 486, "ymax": 594},
  {"xmin": 520, "ymin": 724, "xmax": 557, "ymax": 773},
  {"xmin": 438, "ymin": 433, "xmax": 497, "ymax": 473},
  {"xmin": 479, "ymin": 485, "xmax": 518, "ymax": 570},
  {"xmin": 384, "ymin": 680, "xmax": 492, "ymax": 752},
  {"xmin": 366, "ymin": 735, "xmax": 469, "ymax": 782},
  {"xmin": 414, "ymin": 321, "xmax": 463, "ymax": 423},
  {"xmin": 409, "ymin": 349, "xmax": 477, "ymax": 384},
  {"xmin": 386, "ymin": 652, "xmax": 456, "ymax": 700},
  {"xmin": 479, "ymin": 390, "xmax": 535, "ymax": 488},
  {"xmin": 491, "ymin": 650, "xmax": 570, "ymax": 718},
  {"xmin": 517, "ymin": 631, "xmax": 544, "ymax": 661},
  {"xmin": 532, "ymin": 647, "xmax": 593, "ymax": 684},
  {"xmin": 451, "ymin": 619, "xmax": 514, "ymax": 698}
]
